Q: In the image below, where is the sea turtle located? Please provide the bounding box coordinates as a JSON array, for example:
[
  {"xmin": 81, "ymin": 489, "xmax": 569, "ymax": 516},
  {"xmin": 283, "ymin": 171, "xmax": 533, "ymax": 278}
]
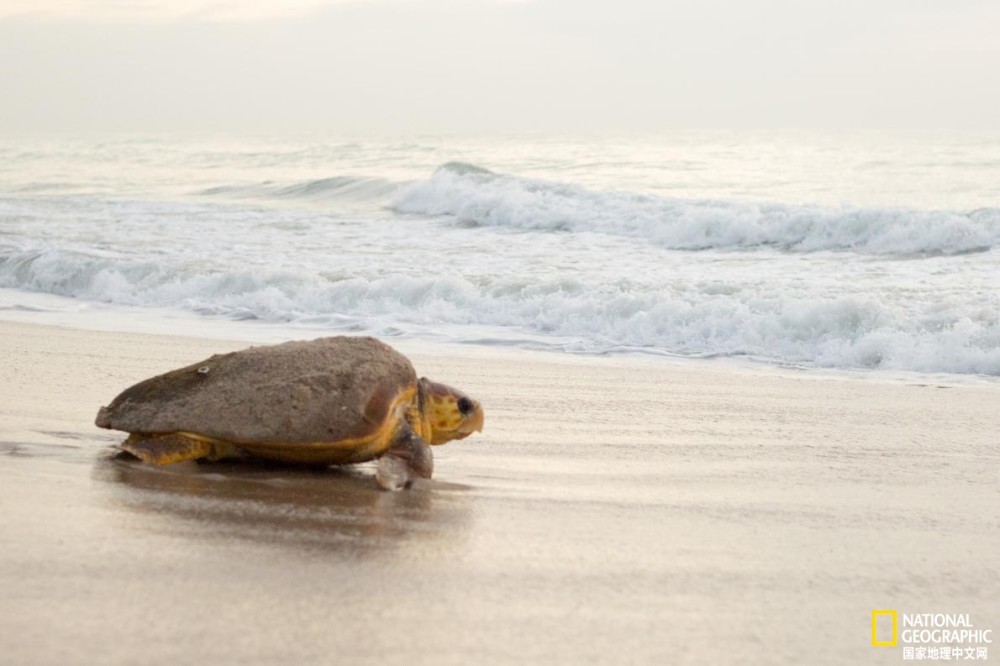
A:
[{"xmin": 95, "ymin": 336, "xmax": 484, "ymax": 490}]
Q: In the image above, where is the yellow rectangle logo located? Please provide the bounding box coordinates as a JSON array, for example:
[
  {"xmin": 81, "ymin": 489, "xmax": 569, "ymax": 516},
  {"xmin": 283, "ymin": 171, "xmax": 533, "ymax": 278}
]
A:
[{"xmin": 872, "ymin": 610, "xmax": 898, "ymax": 646}]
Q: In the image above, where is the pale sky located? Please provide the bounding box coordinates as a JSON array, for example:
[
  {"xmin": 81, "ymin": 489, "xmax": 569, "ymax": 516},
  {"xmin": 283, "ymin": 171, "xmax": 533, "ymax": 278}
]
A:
[{"xmin": 1, "ymin": 0, "xmax": 998, "ymax": 133}]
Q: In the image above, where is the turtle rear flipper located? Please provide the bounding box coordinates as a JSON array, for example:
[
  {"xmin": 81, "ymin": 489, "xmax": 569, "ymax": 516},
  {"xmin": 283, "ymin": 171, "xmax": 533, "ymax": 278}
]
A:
[{"xmin": 120, "ymin": 433, "xmax": 214, "ymax": 465}]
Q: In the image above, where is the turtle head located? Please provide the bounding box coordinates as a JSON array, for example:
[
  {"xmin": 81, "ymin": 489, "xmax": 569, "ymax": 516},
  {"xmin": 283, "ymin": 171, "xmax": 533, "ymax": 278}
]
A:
[{"xmin": 419, "ymin": 378, "xmax": 484, "ymax": 445}]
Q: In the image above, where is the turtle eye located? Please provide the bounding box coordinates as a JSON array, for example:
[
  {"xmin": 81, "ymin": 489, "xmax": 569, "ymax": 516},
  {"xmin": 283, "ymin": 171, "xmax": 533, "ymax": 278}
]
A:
[{"xmin": 457, "ymin": 397, "xmax": 474, "ymax": 416}]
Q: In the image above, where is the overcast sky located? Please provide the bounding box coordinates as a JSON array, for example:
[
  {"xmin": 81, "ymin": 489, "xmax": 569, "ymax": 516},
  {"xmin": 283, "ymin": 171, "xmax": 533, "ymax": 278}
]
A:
[{"xmin": 1, "ymin": 0, "xmax": 998, "ymax": 133}]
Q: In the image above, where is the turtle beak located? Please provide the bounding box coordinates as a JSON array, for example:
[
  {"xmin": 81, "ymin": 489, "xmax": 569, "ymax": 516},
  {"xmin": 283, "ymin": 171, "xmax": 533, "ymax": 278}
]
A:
[
  {"xmin": 466, "ymin": 403, "xmax": 484, "ymax": 434},
  {"xmin": 454, "ymin": 400, "xmax": 484, "ymax": 439}
]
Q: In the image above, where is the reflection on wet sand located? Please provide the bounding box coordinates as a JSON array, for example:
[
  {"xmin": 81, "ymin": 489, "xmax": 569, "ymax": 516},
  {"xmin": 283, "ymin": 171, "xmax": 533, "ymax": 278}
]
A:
[{"xmin": 94, "ymin": 454, "xmax": 471, "ymax": 557}]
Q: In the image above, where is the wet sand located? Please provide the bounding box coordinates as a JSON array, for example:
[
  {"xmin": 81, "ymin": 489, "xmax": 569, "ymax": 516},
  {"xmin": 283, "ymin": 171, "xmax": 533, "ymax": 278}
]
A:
[{"xmin": 1, "ymin": 320, "xmax": 998, "ymax": 665}]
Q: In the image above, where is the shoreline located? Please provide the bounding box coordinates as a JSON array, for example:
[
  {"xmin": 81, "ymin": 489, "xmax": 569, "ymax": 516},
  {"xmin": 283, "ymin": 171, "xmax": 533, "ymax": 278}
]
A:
[
  {"xmin": 1, "ymin": 319, "xmax": 998, "ymax": 665},
  {"xmin": 2, "ymin": 291, "xmax": 997, "ymax": 390}
]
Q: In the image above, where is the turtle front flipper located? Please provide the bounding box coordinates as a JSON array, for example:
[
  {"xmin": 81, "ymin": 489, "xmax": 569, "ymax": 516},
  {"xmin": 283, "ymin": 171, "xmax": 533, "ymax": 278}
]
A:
[
  {"xmin": 376, "ymin": 426, "xmax": 433, "ymax": 491},
  {"xmin": 120, "ymin": 432, "xmax": 215, "ymax": 465}
]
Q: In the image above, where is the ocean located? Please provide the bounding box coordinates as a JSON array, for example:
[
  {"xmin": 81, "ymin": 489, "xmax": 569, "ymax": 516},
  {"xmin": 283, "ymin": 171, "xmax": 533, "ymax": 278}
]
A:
[{"xmin": 1, "ymin": 131, "xmax": 999, "ymax": 376}]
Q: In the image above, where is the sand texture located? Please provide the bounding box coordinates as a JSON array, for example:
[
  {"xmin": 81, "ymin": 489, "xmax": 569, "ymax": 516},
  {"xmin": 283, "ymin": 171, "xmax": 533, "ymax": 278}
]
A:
[{"xmin": 1, "ymin": 320, "xmax": 998, "ymax": 665}]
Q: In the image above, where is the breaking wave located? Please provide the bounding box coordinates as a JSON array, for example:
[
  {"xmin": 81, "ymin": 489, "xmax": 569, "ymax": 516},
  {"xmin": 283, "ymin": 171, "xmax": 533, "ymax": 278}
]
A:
[
  {"xmin": 2, "ymin": 245, "xmax": 1000, "ymax": 375},
  {"xmin": 393, "ymin": 163, "xmax": 1000, "ymax": 256}
]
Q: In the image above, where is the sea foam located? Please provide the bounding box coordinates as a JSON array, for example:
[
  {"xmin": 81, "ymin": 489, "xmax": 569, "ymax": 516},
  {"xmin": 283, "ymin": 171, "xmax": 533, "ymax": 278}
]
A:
[
  {"xmin": 3, "ymin": 145, "xmax": 1000, "ymax": 377},
  {"xmin": 394, "ymin": 163, "xmax": 1000, "ymax": 256},
  {"xmin": 3, "ymin": 244, "xmax": 999, "ymax": 375}
]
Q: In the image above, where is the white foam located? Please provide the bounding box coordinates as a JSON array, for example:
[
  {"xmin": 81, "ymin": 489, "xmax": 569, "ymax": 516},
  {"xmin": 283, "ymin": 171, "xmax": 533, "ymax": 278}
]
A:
[
  {"xmin": 394, "ymin": 163, "xmax": 1000, "ymax": 256},
  {"xmin": 4, "ymin": 140, "xmax": 1000, "ymax": 378},
  {"xmin": 2, "ymin": 245, "xmax": 999, "ymax": 375}
]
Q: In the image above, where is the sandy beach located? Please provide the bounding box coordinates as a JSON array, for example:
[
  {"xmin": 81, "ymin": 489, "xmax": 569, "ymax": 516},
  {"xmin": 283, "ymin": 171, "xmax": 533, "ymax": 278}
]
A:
[{"xmin": 1, "ymin": 319, "xmax": 998, "ymax": 665}]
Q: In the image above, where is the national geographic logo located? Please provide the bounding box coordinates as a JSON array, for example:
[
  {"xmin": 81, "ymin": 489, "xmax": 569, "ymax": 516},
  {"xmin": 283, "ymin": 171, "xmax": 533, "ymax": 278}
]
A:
[
  {"xmin": 874, "ymin": 610, "xmax": 899, "ymax": 647},
  {"xmin": 873, "ymin": 610, "xmax": 993, "ymax": 661}
]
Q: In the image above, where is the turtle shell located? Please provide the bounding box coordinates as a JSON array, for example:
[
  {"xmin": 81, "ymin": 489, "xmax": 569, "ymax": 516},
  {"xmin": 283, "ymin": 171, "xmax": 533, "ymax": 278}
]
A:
[{"xmin": 95, "ymin": 337, "xmax": 418, "ymax": 451}]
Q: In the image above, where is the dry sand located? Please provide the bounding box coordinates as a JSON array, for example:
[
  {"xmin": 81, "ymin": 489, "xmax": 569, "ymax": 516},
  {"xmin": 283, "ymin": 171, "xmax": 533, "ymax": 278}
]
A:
[{"xmin": 1, "ymin": 320, "xmax": 998, "ymax": 665}]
